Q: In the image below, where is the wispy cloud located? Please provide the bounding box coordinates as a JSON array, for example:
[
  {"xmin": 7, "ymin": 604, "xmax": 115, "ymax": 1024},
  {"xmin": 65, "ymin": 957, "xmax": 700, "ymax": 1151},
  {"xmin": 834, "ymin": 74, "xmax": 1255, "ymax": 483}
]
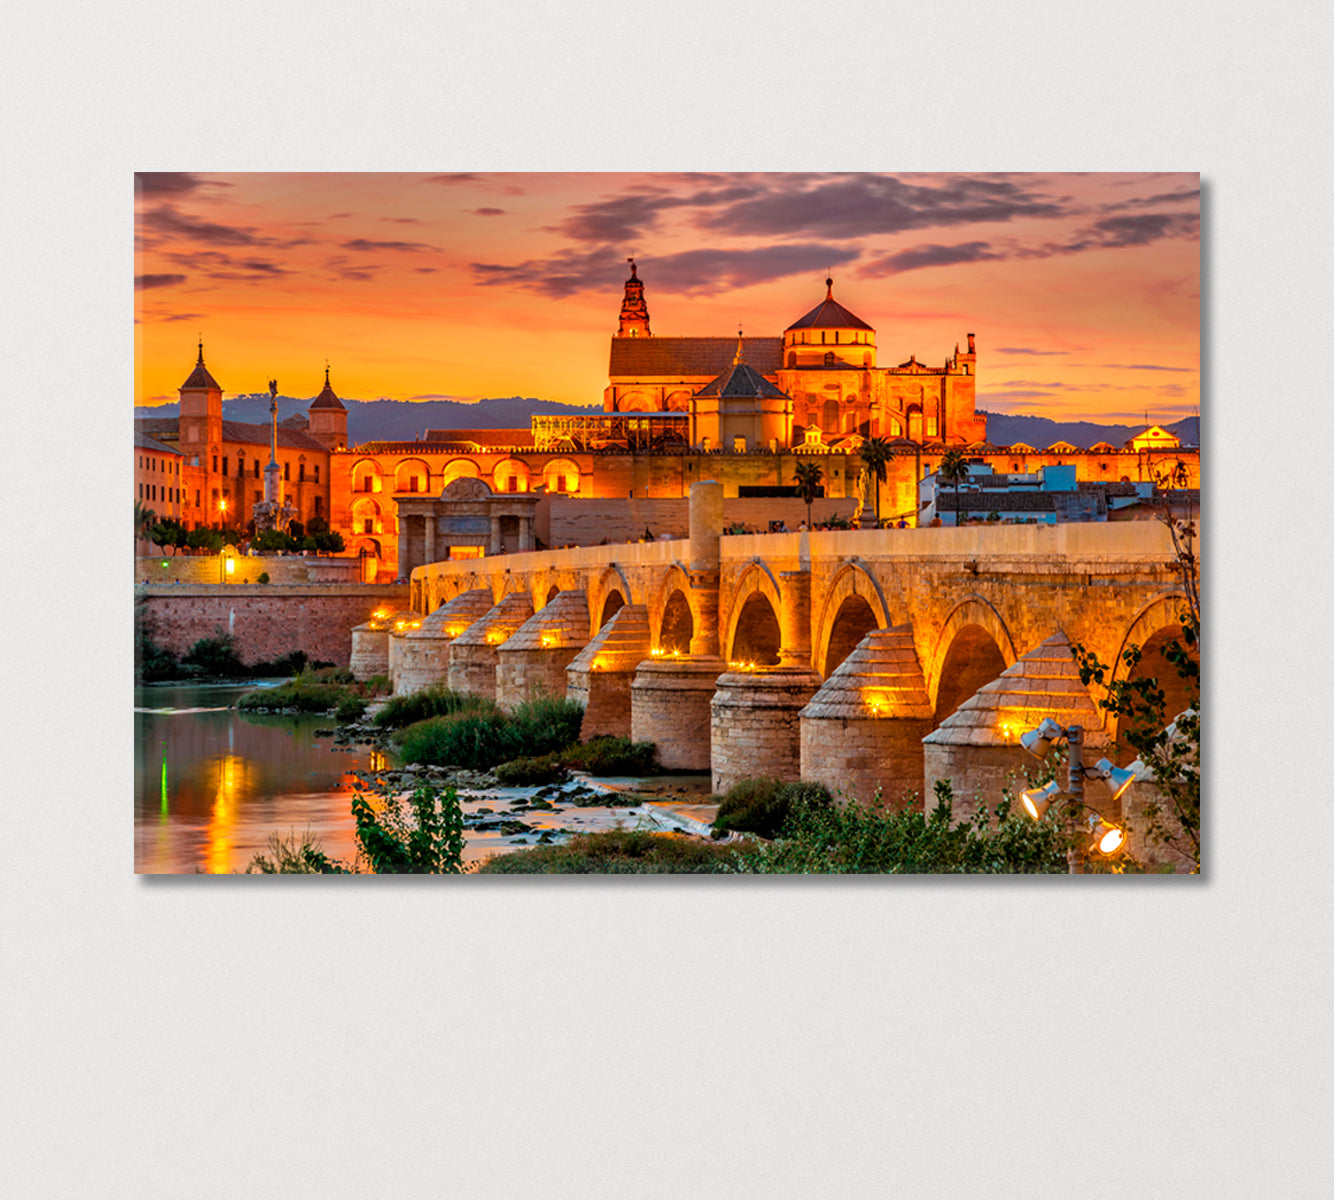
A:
[
  {"xmin": 134, "ymin": 172, "xmax": 229, "ymax": 199},
  {"xmin": 860, "ymin": 241, "xmax": 1004, "ymax": 277},
  {"xmin": 136, "ymin": 273, "xmax": 186, "ymax": 290},
  {"xmin": 473, "ymin": 208, "xmax": 505, "ymax": 217},
  {"xmin": 342, "ymin": 238, "xmax": 435, "ymax": 253},
  {"xmin": 473, "ymin": 243, "xmax": 859, "ymax": 298},
  {"xmin": 995, "ymin": 347, "xmax": 1071, "ymax": 355},
  {"xmin": 140, "ymin": 205, "xmax": 263, "ymax": 247},
  {"xmin": 1100, "ymin": 362, "xmax": 1194, "ymax": 372}
]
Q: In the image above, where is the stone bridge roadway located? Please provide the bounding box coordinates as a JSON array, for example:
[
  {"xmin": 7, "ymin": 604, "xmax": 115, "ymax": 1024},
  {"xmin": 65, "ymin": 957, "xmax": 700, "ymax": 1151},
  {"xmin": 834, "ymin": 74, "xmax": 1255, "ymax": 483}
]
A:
[{"xmin": 409, "ymin": 515, "xmax": 1193, "ymax": 729}]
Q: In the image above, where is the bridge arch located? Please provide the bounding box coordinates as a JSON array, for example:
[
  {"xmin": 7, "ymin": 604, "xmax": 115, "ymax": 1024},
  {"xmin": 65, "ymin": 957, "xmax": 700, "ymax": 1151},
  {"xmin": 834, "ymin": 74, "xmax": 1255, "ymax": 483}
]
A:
[
  {"xmin": 1109, "ymin": 591, "xmax": 1198, "ymax": 742},
  {"xmin": 724, "ymin": 560, "xmax": 784, "ymax": 666},
  {"xmin": 926, "ymin": 596, "xmax": 1018, "ymax": 723},
  {"xmin": 589, "ymin": 564, "xmax": 634, "ymax": 635},
  {"xmin": 650, "ymin": 563, "xmax": 696, "ymax": 652},
  {"xmin": 813, "ymin": 560, "xmax": 891, "ymax": 677}
]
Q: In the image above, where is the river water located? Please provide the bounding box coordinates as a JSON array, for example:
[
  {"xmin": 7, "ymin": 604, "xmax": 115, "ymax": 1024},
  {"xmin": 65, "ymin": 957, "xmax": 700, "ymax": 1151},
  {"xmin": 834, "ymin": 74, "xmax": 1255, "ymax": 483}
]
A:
[{"xmin": 134, "ymin": 681, "xmax": 388, "ymax": 874}]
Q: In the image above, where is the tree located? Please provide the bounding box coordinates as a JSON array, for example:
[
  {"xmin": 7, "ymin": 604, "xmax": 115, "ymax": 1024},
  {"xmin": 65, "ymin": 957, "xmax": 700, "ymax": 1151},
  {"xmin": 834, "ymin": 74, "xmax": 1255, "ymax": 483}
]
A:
[
  {"xmin": 148, "ymin": 518, "xmax": 186, "ymax": 555},
  {"xmin": 134, "ymin": 501, "xmax": 157, "ymax": 545},
  {"xmin": 858, "ymin": 437, "xmax": 891, "ymax": 526},
  {"xmin": 938, "ymin": 449, "xmax": 969, "ymax": 527},
  {"xmin": 793, "ymin": 460, "xmax": 824, "ymax": 529}
]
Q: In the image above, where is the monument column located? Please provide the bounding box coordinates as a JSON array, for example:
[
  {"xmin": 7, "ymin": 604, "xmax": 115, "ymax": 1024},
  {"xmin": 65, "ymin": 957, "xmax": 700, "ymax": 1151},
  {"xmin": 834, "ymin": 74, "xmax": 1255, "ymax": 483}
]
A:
[{"xmin": 687, "ymin": 479, "xmax": 723, "ymax": 656}]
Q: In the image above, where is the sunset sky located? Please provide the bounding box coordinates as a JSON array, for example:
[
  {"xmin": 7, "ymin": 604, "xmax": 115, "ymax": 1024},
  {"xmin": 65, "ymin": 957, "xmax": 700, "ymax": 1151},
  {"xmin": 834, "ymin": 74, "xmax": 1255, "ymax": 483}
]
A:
[{"xmin": 134, "ymin": 171, "xmax": 1199, "ymax": 423}]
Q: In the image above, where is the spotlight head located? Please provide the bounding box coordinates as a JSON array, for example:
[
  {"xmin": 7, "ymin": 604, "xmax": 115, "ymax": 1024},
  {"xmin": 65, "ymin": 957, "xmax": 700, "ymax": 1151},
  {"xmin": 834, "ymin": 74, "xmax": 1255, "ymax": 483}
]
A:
[
  {"xmin": 1093, "ymin": 757, "xmax": 1145, "ymax": 802},
  {"xmin": 1089, "ymin": 819, "xmax": 1127, "ymax": 858},
  {"xmin": 1020, "ymin": 779, "xmax": 1062, "ymax": 820},
  {"xmin": 1020, "ymin": 718, "xmax": 1066, "ymax": 760}
]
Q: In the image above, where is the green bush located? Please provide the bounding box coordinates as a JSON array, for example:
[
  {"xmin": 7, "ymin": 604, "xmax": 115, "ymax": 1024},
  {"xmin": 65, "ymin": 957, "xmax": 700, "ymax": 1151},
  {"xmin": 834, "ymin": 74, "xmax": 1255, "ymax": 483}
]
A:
[
  {"xmin": 181, "ymin": 631, "xmax": 246, "ymax": 677},
  {"xmin": 730, "ymin": 781, "xmax": 1070, "ymax": 874},
  {"xmin": 335, "ymin": 695, "xmax": 368, "ymax": 723},
  {"xmin": 373, "ymin": 685, "xmax": 496, "ymax": 730},
  {"xmin": 394, "ymin": 694, "xmax": 585, "ymax": 770},
  {"xmin": 257, "ymin": 571, "xmax": 270, "ymax": 584},
  {"xmin": 713, "ymin": 777, "xmax": 784, "ymax": 838},
  {"xmin": 478, "ymin": 829, "xmax": 743, "ymax": 874},
  {"xmin": 561, "ymin": 736, "xmax": 658, "ymax": 776},
  {"xmin": 245, "ymin": 830, "xmax": 350, "ymax": 874},
  {"xmin": 494, "ymin": 755, "xmax": 570, "ymax": 786},
  {"xmin": 350, "ymin": 778, "xmax": 464, "ymax": 874}
]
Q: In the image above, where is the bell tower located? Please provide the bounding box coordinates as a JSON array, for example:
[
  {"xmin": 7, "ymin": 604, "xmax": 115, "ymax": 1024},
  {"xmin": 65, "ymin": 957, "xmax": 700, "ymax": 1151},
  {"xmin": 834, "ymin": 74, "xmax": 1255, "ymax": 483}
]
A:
[
  {"xmin": 178, "ymin": 338, "xmax": 222, "ymax": 464},
  {"xmin": 616, "ymin": 257, "xmax": 651, "ymax": 338}
]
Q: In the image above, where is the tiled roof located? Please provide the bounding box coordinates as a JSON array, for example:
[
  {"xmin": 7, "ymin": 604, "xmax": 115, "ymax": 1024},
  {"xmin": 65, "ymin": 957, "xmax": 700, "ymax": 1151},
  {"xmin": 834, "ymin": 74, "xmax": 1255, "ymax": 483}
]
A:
[
  {"xmin": 609, "ymin": 336, "xmax": 782, "ymax": 377},
  {"xmin": 221, "ymin": 419, "xmax": 329, "ymax": 453},
  {"xmin": 801, "ymin": 625, "xmax": 933, "ymax": 722},
  {"xmin": 135, "ymin": 417, "xmax": 179, "ymax": 436},
  {"xmin": 936, "ymin": 491, "xmax": 1056, "ymax": 512},
  {"xmin": 409, "ymin": 588, "xmax": 496, "ymax": 638},
  {"xmin": 568, "ymin": 604, "xmax": 652, "ymax": 674},
  {"xmin": 786, "ymin": 283, "xmax": 874, "ymax": 332},
  {"xmin": 502, "ymin": 590, "xmax": 591, "ymax": 651},
  {"xmin": 694, "ymin": 360, "xmax": 789, "ymax": 400},
  {"xmin": 310, "ymin": 369, "xmax": 346, "ymax": 411},
  {"xmin": 180, "ymin": 347, "xmax": 221, "ymax": 391},
  {"xmin": 451, "ymin": 590, "xmax": 535, "ymax": 647},
  {"xmin": 135, "ymin": 431, "xmax": 183, "ymax": 455},
  {"xmin": 923, "ymin": 631, "xmax": 1109, "ymax": 748},
  {"xmin": 424, "ymin": 428, "xmax": 537, "ymax": 448}
]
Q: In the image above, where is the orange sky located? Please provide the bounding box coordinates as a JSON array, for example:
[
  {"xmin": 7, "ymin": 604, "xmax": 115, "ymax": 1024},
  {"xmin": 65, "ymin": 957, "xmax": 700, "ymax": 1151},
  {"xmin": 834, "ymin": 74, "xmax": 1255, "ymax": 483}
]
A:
[{"xmin": 134, "ymin": 171, "xmax": 1199, "ymax": 423}]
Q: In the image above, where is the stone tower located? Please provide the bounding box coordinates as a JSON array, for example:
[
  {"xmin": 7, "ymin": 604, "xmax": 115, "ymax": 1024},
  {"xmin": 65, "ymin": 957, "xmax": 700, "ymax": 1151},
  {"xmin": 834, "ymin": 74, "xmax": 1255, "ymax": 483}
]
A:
[
  {"xmin": 307, "ymin": 363, "xmax": 348, "ymax": 451},
  {"xmin": 177, "ymin": 339, "xmax": 222, "ymax": 467},
  {"xmin": 616, "ymin": 258, "xmax": 651, "ymax": 338}
]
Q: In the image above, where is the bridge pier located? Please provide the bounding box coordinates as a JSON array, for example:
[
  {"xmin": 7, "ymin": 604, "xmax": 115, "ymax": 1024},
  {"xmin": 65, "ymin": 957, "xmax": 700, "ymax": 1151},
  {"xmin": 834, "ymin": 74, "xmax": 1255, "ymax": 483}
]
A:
[
  {"xmin": 711, "ymin": 665, "xmax": 822, "ymax": 795},
  {"xmin": 566, "ymin": 604, "xmax": 651, "ymax": 741},
  {"xmin": 394, "ymin": 588, "xmax": 495, "ymax": 695},
  {"xmin": 350, "ymin": 604, "xmax": 418, "ymax": 681},
  {"xmin": 495, "ymin": 590, "xmax": 590, "ymax": 710},
  {"xmin": 922, "ymin": 631, "xmax": 1110, "ymax": 820},
  {"xmin": 799, "ymin": 625, "xmax": 933, "ymax": 809},
  {"xmin": 631, "ymin": 656, "xmax": 726, "ymax": 772},
  {"xmin": 447, "ymin": 591, "xmax": 535, "ymax": 702}
]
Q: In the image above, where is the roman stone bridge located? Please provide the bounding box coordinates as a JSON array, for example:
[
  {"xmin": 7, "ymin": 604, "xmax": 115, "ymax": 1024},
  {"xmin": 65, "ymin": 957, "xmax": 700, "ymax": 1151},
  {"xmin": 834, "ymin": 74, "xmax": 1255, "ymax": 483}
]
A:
[{"xmin": 390, "ymin": 481, "xmax": 1194, "ymax": 813}]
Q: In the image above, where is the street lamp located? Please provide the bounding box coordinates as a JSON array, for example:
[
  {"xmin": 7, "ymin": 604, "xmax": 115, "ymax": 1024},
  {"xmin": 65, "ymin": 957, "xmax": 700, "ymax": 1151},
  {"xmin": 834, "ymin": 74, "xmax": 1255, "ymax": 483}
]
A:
[{"xmin": 1018, "ymin": 720, "xmax": 1142, "ymax": 866}]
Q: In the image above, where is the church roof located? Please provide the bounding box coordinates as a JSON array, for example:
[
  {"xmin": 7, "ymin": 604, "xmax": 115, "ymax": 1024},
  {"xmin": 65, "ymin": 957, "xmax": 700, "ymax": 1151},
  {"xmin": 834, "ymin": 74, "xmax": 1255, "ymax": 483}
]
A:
[
  {"xmin": 310, "ymin": 366, "xmax": 346, "ymax": 410},
  {"xmin": 694, "ymin": 353, "xmax": 790, "ymax": 400},
  {"xmin": 180, "ymin": 347, "xmax": 221, "ymax": 391},
  {"xmin": 135, "ymin": 431, "xmax": 182, "ymax": 455},
  {"xmin": 609, "ymin": 336, "xmax": 782, "ymax": 378},
  {"xmin": 423, "ymin": 428, "xmax": 537, "ymax": 449},
  {"xmin": 220, "ymin": 420, "xmax": 329, "ymax": 453},
  {"xmin": 785, "ymin": 280, "xmax": 874, "ymax": 332}
]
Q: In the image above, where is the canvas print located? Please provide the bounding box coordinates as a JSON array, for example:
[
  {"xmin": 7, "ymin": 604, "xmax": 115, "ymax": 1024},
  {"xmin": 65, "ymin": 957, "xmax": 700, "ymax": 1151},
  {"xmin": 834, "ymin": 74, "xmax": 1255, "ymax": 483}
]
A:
[{"xmin": 134, "ymin": 172, "xmax": 1200, "ymax": 875}]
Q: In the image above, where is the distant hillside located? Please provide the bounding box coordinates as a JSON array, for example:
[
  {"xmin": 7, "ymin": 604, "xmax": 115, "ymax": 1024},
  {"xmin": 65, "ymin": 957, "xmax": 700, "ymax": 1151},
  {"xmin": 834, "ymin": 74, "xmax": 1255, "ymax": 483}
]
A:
[
  {"xmin": 134, "ymin": 395, "xmax": 1197, "ymax": 452},
  {"xmin": 977, "ymin": 412, "xmax": 1199, "ymax": 449},
  {"xmin": 134, "ymin": 395, "xmax": 603, "ymax": 445}
]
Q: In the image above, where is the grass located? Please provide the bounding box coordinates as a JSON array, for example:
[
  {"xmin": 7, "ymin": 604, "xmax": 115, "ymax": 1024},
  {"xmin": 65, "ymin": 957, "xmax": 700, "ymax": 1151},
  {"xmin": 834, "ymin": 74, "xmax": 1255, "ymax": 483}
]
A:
[
  {"xmin": 373, "ymin": 685, "xmax": 496, "ymax": 729},
  {"xmin": 491, "ymin": 736, "xmax": 659, "ymax": 785},
  {"xmin": 394, "ymin": 694, "xmax": 586, "ymax": 770},
  {"xmin": 235, "ymin": 665, "xmax": 389, "ymax": 714},
  {"xmin": 477, "ymin": 828, "xmax": 745, "ymax": 874},
  {"xmin": 712, "ymin": 778, "xmax": 834, "ymax": 840}
]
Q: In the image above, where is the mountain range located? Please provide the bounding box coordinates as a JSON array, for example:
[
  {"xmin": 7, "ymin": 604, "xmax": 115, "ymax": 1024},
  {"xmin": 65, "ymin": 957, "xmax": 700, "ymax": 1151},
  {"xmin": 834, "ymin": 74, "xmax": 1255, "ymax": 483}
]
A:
[{"xmin": 134, "ymin": 395, "xmax": 1199, "ymax": 450}]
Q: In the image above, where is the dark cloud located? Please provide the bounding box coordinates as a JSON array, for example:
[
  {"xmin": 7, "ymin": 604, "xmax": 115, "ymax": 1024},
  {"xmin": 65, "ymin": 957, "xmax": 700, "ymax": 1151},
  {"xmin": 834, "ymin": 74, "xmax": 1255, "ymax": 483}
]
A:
[
  {"xmin": 1052, "ymin": 212, "xmax": 1199, "ymax": 253},
  {"xmin": 473, "ymin": 208, "xmax": 505, "ymax": 217},
  {"xmin": 1101, "ymin": 188, "xmax": 1201, "ymax": 212},
  {"xmin": 415, "ymin": 267, "xmax": 438, "ymax": 273},
  {"xmin": 423, "ymin": 173, "xmax": 481, "ymax": 185},
  {"xmin": 859, "ymin": 241, "xmax": 1004, "ymax": 277},
  {"xmin": 550, "ymin": 184, "xmax": 765, "ymax": 243},
  {"xmin": 135, "ymin": 273, "xmax": 186, "ymax": 290},
  {"xmin": 1100, "ymin": 362, "xmax": 1193, "ymax": 372},
  {"xmin": 330, "ymin": 212, "xmax": 355, "ymax": 219},
  {"xmin": 342, "ymin": 238, "xmax": 434, "ymax": 253},
  {"xmin": 140, "ymin": 205, "xmax": 262, "ymax": 246},
  {"xmin": 381, "ymin": 216, "xmax": 422, "ymax": 224},
  {"xmin": 472, "ymin": 243, "xmax": 859, "ymax": 298},
  {"xmin": 135, "ymin": 172, "xmax": 211, "ymax": 198},
  {"xmin": 160, "ymin": 312, "xmax": 205, "ymax": 323},
  {"xmin": 995, "ymin": 347, "xmax": 1070, "ymax": 355},
  {"xmin": 699, "ymin": 175, "xmax": 1069, "ymax": 239},
  {"xmin": 324, "ymin": 255, "xmax": 379, "ymax": 282},
  {"xmin": 160, "ymin": 249, "xmax": 289, "ymax": 282}
]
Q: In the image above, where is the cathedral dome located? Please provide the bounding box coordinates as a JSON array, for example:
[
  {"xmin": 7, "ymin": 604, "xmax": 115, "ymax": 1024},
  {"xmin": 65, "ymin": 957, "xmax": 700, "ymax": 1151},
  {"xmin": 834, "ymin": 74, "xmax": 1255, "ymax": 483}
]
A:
[{"xmin": 785, "ymin": 278, "xmax": 874, "ymax": 333}]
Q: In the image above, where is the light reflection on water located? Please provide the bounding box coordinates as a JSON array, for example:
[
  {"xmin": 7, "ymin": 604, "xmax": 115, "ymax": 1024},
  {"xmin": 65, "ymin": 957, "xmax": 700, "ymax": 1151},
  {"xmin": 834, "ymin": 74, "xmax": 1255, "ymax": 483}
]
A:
[{"xmin": 134, "ymin": 682, "xmax": 384, "ymax": 874}]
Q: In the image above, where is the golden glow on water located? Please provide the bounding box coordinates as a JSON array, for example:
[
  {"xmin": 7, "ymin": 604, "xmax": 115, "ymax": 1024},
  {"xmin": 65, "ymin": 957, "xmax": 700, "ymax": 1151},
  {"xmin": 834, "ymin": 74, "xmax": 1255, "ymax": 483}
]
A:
[
  {"xmin": 367, "ymin": 749, "xmax": 390, "ymax": 772},
  {"xmin": 205, "ymin": 753, "xmax": 250, "ymax": 874}
]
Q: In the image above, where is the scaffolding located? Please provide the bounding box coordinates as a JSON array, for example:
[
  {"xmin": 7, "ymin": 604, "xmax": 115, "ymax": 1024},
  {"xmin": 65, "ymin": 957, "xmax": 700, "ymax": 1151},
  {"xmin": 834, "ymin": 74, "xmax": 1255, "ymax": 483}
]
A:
[{"xmin": 531, "ymin": 412, "xmax": 690, "ymax": 452}]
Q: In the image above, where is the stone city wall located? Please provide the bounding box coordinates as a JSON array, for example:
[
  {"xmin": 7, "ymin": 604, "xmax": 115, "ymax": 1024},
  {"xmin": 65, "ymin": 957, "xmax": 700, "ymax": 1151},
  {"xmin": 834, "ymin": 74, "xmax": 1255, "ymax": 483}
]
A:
[
  {"xmin": 135, "ymin": 555, "xmax": 361, "ymax": 586},
  {"xmin": 137, "ymin": 583, "xmax": 409, "ymax": 667}
]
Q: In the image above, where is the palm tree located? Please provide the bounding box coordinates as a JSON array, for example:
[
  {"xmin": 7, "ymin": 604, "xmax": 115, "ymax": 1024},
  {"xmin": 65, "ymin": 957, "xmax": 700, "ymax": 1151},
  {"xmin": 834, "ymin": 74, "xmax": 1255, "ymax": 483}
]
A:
[
  {"xmin": 938, "ymin": 449, "xmax": 969, "ymax": 527},
  {"xmin": 858, "ymin": 437, "xmax": 891, "ymax": 527},
  {"xmin": 793, "ymin": 460, "xmax": 824, "ymax": 530},
  {"xmin": 134, "ymin": 501, "xmax": 157, "ymax": 547}
]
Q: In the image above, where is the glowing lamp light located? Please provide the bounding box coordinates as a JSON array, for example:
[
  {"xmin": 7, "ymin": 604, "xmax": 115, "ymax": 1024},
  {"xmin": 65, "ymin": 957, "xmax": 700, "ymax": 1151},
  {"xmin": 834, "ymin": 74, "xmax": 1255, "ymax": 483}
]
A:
[
  {"xmin": 1020, "ymin": 718, "xmax": 1066, "ymax": 759},
  {"xmin": 224, "ymin": 557, "xmax": 235, "ymax": 575},
  {"xmin": 1090, "ymin": 819, "xmax": 1127, "ymax": 857},
  {"xmin": 487, "ymin": 631, "xmax": 504, "ymax": 645},
  {"xmin": 540, "ymin": 633, "xmax": 557, "ymax": 648},
  {"xmin": 1020, "ymin": 780, "xmax": 1062, "ymax": 820}
]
